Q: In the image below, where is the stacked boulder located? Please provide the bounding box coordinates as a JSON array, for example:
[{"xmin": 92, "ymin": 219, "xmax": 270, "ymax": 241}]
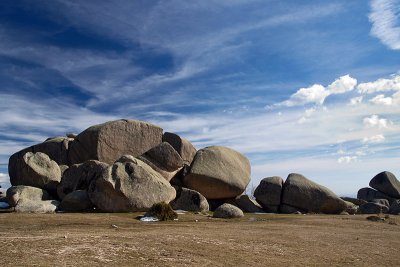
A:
[
  {"xmin": 6, "ymin": 119, "xmax": 251, "ymax": 214},
  {"xmin": 356, "ymin": 171, "xmax": 400, "ymax": 215}
]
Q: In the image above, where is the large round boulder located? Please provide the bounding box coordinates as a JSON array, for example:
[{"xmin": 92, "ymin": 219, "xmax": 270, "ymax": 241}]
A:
[
  {"xmin": 68, "ymin": 119, "xmax": 163, "ymax": 165},
  {"xmin": 281, "ymin": 173, "xmax": 347, "ymax": 214},
  {"xmin": 138, "ymin": 142, "xmax": 184, "ymax": 182},
  {"xmin": 10, "ymin": 152, "xmax": 61, "ymax": 194},
  {"xmin": 183, "ymin": 146, "xmax": 251, "ymax": 199},
  {"xmin": 57, "ymin": 160, "xmax": 108, "ymax": 199},
  {"xmin": 88, "ymin": 159, "xmax": 176, "ymax": 212},
  {"xmin": 6, "ymin": 185, "xmax": 59, "ymax": 213},
  {"xmin": 170, "ymin": 186, "xmax": 209, "ymax": 212},
  {"xmin": 369, "ymin": 171, "xmax": 400, "ymax": 198},
  {"xmin": 254, "ymin": 176, "xmax": 284, "ymax": 212},
  {"xmin": 162, "ymin": 132, "xmax": 197, "ymax": 165},
  {"xmin": 213, "ymin": 203, "xmax": 244, "ymax": 218}
]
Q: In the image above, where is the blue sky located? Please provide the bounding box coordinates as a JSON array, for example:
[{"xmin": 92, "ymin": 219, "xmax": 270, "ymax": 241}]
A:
[{"xmin": 0, "ymin": 0, "xmax": 399, "ymax": 196}]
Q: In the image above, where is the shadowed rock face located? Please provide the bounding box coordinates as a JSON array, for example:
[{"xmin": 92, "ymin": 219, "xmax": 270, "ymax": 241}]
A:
[
  {"xmin": 183, "ymin": 146, "xmax": 251, "ymax": 199},
  {"xmin": 68, "ymin": 119, "xmax": 163, "ymax": 165},
  {"xmin": 59, "ymin": 190, "xmax": 93, "ymax": 212},
  {"xmin": 57, "ymin": 160, "xmax": 108, "ymax": 200},
  {"xmin": 170, "ymin": 186, "xmax": 209, "ymax": 212},
  {"xmin": 254, "ymin": 176, "xmax": 284, "ymax": 212},
  {"xmin": 369, "ymin": 171, "xmax": 400, "ymax": 198},
  {"xmin": 281, "ymin": 173, "xmax": 347, "ymax": 214},
  {"xmin": 88, "ymin": 160, "xmax": 176, "ymax": 212},
  {"xmin": 357, "ymin": 187, "xmax": 395, "ymax": 205},
  {"xmin": 359, "ymin": 202, "xmax": 389, "ymax": 214}
]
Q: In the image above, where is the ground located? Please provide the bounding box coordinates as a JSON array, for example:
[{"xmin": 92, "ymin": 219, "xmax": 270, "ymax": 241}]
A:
[{"xmin": 0, "ymin": 212, "xmax": 399, "ymax": 266}]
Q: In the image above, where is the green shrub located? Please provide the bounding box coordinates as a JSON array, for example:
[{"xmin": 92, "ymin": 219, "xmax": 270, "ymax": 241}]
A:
[{"xmin": 146, "ymin": 202, "xmax": 177, "ymax": 221}]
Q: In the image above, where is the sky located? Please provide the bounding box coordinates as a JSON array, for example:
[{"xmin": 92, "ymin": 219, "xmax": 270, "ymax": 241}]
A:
[{"xmin": 0, "ymin": 0, "xmax": 399, "ymax": 197}]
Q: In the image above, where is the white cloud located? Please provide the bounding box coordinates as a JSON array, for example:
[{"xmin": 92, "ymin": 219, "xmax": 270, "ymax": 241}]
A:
[
  {"xmin": 363, "ymin": 114, "xmax": 391, "ymax": 128},
  {"xmin": 337, "ymin": 156, "xmax": 358, "ymax": 164},
  {"xmin": 369, "ymin": 0, "xmax": 400, "ymax": 50},
  {"xmin": 369, "ymin": 94, "xmax": 393, "ymax": 105},
  {"xmin": 327, "ymin": 74, "xmax": 357, "ymax": 94},
  {"xmin": 361, "ymin": 134, "xmax": 385, "ymax": 144},
  {"xmin": 350, "ymin": 96, "xmax": 363, "ymax": 105},
  {"xmin": 281, "ymin": 84, "xmax": 330, "ymax": 106},
  {"xmin": 278, "ymin": 75, "xmax": 357, "ymax": 107},
  {"xmin": 357, "ymin": 74, "xmax": 400, "ymax": 93}
]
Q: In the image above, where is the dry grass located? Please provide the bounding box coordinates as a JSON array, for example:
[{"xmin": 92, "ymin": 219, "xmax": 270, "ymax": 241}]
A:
[{"xmin": 0, "ymin": 212, "xmax": 399, "ymax": 266}]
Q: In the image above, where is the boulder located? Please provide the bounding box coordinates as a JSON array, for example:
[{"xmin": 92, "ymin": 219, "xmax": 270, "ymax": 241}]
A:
[
  {"xmin": 68, "ymin": 119, "xmax": 163, "ymax": 165},
  {"xmin": 170, "ymin": 187, "xmax": 209, "ymax": 212},
  {"xmin": 231, "ymin": 195, "xmax": 264, "ymax": 213},
  {"xmin": 10, "ymin": 152, "xmax": 61, "ymax": 194},
  {"xmin": 254, "ymin": 176, "xmax": 284, "ymax": 212},
  {"xmin": 183, "ymin": 146, "xmax": 251, "ymax": 199},
  {"xmin": 340, "ymin": 197, "xmax": 367, "ymax": 206},
  {"xmin": 6, "ymin": 185, "xmax": 59, "ymax": 213},
  {"xmin": 389, "ymin": 200, "xmax": 400, "ymax": 215},
  {"xmin": 213, "ymin": 203, "xmax": 244, "ymax": 218},
  {"xmin": 57, "ymin": 160, "xmax": 108, "ymax": 199},
  {"xmin": 138, "ymin": 142, "xmax": 184, "ymax": 181},
  {"xmin": 8, "ymin": 137, "xmax": 72, "ymax": 186},
  {"xmin": 162, "ymin": 132, "xmax": 197, "ymax": 165},
  {"xmin": 343, "ymin": 201, "xmax": 358, "ymax": 215},
  {"xmin": 357, "ymin": 187, "xmax": 395, "ymax": 204},
  {"xmin": 279, "ymin": 204, "xmax": 304, "ymax": 214},
  {"xmin": 359, "ymin": 202, "xmax": 389, "ymax": 214},
  {"xmin": 88, "ymin": 159, "xmax": 176, "ymax": 212},
  {"xmin": 59, "ymin": 190, "xmax": 93, "ymax": 212},
  {"xmin": 281, "ymin": 173, "xmax": 347, "ymax": 214},
  {"xmin": 369, "ymin": 171, "xmax": 400, "ymax": 198}
]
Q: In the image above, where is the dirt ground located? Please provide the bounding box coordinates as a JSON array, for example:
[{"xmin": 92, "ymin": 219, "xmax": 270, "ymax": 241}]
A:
[{"xmin": 0, "ymin": 212, "xmax": 399, "ymax": 267}]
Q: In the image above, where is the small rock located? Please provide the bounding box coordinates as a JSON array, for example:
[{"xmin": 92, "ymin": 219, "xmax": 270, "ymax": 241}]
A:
[{"xmin": 213, "ymin": 203, "xmax": 244, "ymax": 219}]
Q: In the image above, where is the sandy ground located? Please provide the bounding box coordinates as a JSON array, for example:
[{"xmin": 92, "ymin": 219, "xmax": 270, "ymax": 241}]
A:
[{"xmin": 0, "ymin": 212, "xmax": 399, "ymax": 266}]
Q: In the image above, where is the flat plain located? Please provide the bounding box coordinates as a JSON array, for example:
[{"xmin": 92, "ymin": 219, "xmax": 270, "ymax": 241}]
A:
[{"xmin": 0, "ymin": 212, "xmax": 399, "ymax": 266}]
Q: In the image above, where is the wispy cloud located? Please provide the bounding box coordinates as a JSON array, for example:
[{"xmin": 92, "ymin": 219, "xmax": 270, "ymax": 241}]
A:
[{"xmin": 369, "ymin": 0, "xmax": 400, "ymax": 50}]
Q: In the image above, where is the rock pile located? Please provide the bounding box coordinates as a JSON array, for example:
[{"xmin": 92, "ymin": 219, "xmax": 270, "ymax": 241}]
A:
[
  {"xmin": 6, "ymin": 119, "xmax": 251, "ymax": 214},
  {"xmin": 356, "ymin": 171, "xmax": 400, "ymax": 215},
  {"xmin": 4, "ymin": 118, "xmax": 398, "ymax": 217}
]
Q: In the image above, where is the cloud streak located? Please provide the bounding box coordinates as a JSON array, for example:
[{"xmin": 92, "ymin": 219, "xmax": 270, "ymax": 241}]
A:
[{"xmin": 369, "ymin": 0, "xmax": 400, "ymax": 50}]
